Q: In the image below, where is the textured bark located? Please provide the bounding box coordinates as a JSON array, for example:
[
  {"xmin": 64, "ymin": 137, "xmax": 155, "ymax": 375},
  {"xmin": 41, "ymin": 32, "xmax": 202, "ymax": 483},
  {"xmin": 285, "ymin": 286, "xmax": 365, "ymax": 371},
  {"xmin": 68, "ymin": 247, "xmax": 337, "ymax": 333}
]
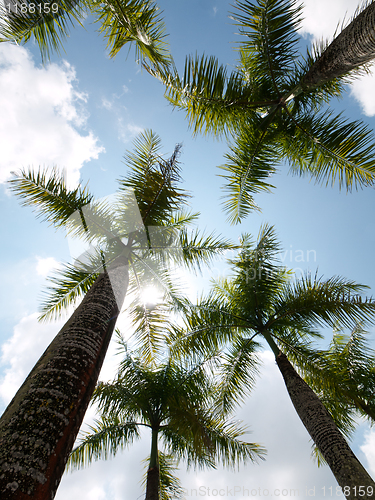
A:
[
  {"xmin": 302, "ymin": 2, "xmax": 375, "ymax": 88},
  {"xmin": 0, "ymin": 261, "xmax": 129, "ymax": 499},
  {"xmin": 276, "ymin": 353, "xmax": 375, "ymax": 500},
  {"xmin": 145, "ymin": 467, "xmax": 160, "ymax": 500},
  {"xmin": 145, "ymin": 427, "xmax": 159, "ymax": 500}
]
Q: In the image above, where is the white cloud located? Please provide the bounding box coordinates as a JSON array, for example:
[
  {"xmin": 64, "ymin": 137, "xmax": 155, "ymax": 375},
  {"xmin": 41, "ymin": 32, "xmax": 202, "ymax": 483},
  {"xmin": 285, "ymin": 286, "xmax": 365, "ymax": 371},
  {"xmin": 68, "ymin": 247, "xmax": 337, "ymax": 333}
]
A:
[
  {"xmin": 36, "ymin": 256, "xmax": 61, "ymax": 277},
  {"xmin": 350, "ymin": 72, "xmax": 375, "ymax": 116},
  {"xmin": 0, "ymin": 312, "xmax": 64, "ymax": 405},
  {"xmin": 299, "ymin": 0, "xmax": 375, "ymax": 116},
  {"xmin": 0, "ymin": 44, "xmax": 104, "ymax": 187},
  {"xmin": 361, "ymin": 429, "xmax": 375, "ymax": 477},
  {"xmin": 101, "ymin": 97, "xmax": 113, "ymax": 110},
  {"xmin": 299, "ymin": 0, "xmax": 358, "ymax": 42}
]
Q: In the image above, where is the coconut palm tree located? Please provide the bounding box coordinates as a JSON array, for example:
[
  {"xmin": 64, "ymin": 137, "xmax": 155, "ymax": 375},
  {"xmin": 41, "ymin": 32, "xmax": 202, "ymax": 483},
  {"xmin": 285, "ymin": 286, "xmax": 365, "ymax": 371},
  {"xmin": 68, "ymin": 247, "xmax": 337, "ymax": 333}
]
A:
[
  {"xmin": 0, "ymin": 0, "xmax": 170, "ymax": 66},
  {"xmin": 148, "ymin": 0, "xmax": 375, "ymax": 222},
  {"xmin": 170, "ymin": 224, "xmax": 375, "ymax": 499},
  {"xmin": 67, "ymin": 334, "xmax": 265, "ymax": 500},
  {"xmin": 0, "ymin": 130, "xmax": 233, "ymax": 499}
]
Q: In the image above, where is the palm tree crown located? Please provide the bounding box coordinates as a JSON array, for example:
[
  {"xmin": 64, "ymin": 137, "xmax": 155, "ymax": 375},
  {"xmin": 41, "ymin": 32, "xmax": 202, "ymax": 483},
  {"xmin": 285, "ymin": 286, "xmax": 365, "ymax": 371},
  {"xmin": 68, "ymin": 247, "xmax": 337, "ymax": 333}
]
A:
[
  {"xmin": 68, "ymin": 334, "xmax": 265, "ymax": 500},
  {"xmin": 148, "ymin": 0, "xmax": 375, "ymax": 222}
]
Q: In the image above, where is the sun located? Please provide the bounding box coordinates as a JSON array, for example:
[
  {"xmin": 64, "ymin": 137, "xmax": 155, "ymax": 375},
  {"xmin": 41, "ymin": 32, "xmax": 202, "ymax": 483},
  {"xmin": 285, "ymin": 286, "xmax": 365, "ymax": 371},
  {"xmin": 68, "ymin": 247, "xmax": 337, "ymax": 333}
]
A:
[{"xmin": 140, "ymin": 286, "xmax": 162, "ymax": 307}]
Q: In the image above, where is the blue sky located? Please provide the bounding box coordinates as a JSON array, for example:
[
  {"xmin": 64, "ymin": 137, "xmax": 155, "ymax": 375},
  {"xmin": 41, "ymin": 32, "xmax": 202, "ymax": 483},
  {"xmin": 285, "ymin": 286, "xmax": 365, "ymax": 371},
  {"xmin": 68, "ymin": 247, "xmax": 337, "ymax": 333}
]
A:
[{"xmin": 1, "ymin": 0, "xmax": 375, "ymax": 498}]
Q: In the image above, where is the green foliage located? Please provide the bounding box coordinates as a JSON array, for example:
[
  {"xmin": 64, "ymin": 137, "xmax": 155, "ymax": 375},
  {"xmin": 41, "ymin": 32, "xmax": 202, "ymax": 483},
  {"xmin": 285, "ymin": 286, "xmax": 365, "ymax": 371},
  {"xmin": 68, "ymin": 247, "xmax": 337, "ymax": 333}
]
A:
[
  {"xmin": 9, "ymin": 131, "xmax": 236, "ymax": 370},
  {"xmin": 0, "ymin": 0, "xmax": 86, "ymax": 62},
  {"xmin": 68, "ymin": 338, "xmax": 266, "ymax": 498},
  {"xmin": 92, "ymin": 0, "xmax": 170, "ymax": 66},
  {"xmin": 149, "ymin": 0, "xmax": 375, "ymax": 222},
  {"xmin": 172, "ymin": 224, "xmax": 375, "ymax": 438},
  {"xmin": 8, "ymin": 167, "xmax": 93, "ymax": 229},
  {"xmin": 0, "ymin": 0, "xmax": 170, "ymax": 66},
  {"xmin": 233, "ymin": 0, "xmax": 303, "ymax": 93}
]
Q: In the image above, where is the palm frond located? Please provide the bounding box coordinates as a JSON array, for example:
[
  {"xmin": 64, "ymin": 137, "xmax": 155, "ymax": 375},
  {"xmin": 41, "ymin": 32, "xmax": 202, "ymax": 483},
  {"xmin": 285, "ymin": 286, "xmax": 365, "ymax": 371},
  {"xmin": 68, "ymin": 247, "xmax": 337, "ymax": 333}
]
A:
[
  {"xmin": 128, "ymin": 298, "xmax": 175, "ymax": 365},
  {"xmin": 202, "ymin": 418, "xmax": 266, "ymax": 468},
  {"xmin": 232, "ymin": 0, "xmax": 303, "ymax": 94},
  {"xmin": 8, "ymin": 167, "xmax": 93, "ymax": 229},
  {"xmin": 140, "ymin": 452, "xmax": 184, "ymax": 500},
  {"xmin": 38, "ymin": 260, "xmax": 98, "ymax": 321},
  {"xmin": 281, "ymin": 110, "xmax": 375, "ymax": 190},
  {"xmin": 0, "ymin": 0, "xmax": 86, "ymax": 62},
  {"xmin": 220, "ymin": 117, "xmax": 281, "ymax": 223},
  {"xmin": 170, "ymin": 296, "xmax": 247, "ymax": 359},
  {"xmin": 272, "ymin": 273, "xmax": 375, "ymax": 331},
  {"xmin": 287, "ymin": 326, "xmax": 375, "ymax": 424},
  {"xmin": 178, "ymin": 227, "xmax": 235, "ymax": 274},
  {"xmin": 67, "ymin": 415, "xmax": 140, "ymax": 470},
  {"xmin": 92, "ymin": 0, "xmax": 170, "ymax": 66},
  {"xmin": 147, "ymin": 54, "xmax": 262, "ymax": 136},
  {"xmin": 158, "ymin": 452, "xmax": 184, "ymax": 500},
  {"xmin": 118, "ymin": 129, "xmax": 189, "ymax": 226},
  {"xmin": 215, "ymin": 336, "xmax": 261, "ymax": 414}
]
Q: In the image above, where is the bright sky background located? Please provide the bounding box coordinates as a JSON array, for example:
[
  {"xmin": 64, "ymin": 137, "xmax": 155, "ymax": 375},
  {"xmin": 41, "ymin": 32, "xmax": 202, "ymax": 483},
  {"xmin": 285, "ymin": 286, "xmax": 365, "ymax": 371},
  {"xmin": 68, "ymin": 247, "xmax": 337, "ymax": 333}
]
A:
[{"xmin": 1, "ymin": 0, "xmax": 375, "ymax": 499}]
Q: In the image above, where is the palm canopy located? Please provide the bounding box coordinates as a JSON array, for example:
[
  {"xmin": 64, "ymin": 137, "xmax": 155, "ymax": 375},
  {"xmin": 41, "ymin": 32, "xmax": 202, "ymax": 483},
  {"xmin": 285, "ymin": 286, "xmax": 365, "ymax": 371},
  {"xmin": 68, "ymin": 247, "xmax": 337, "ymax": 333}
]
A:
[
  {"xmin": 68, "ymin": 335, "xmax": 265, "ymax": 500},
  {"xmin": 0, "ymin": 0, "xmax": 170, "ymax": 66},
  {"xmin": 8, "ymin": 129, "xmax": 234, "ymax": 362},
  {"xmin": 170, "ymin": 224, "xmax": 375, "ymax": 434},
  {"xmin": 148, "ymin": 0, "xmax": 375, "ymax": 222}
]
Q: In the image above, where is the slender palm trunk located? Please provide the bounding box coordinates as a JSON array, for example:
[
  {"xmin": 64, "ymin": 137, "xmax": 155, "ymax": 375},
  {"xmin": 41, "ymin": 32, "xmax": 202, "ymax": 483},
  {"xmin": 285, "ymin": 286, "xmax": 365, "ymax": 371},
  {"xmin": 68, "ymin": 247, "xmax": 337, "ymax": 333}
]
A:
[
  {"xmin": 276, "ymin": 352, "xmax": 375, "ymax": 500},
  {"xmin": 302, "ymin": 2, "xmax": 375, "ymax": 89},
  {"xmin": 145, "ymin": 428, "xmax": 160, "ymax": 500},
  {"xmin": 0, "ymin": 260, "xmax": 129, "ymax": 499}
]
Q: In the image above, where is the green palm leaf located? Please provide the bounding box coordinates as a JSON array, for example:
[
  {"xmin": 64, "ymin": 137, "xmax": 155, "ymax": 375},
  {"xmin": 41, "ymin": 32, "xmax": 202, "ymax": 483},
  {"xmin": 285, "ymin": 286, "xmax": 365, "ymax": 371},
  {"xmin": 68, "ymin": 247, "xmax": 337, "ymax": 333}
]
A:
[
  {"xmin": 281, "ymin": 110, "xmax": 375, "ymax": 189},
  {"xmin": 233, "ymin": 0, "xmax": 303, "ymax": 94},
  {"xmin": 0, "ymin": 0, "xmax": 86, "ymax": 62},
  {"xmin": 67, "ymin": 415, "xmax": 141, "ymax": 469},
  {"xmin": 216, "ymin": 336, "xmax": 261, "ymax": 414},
  {"xmin": 1, "ymin": 0, "xmax": 170, "ymax": 66},
  {"xmin": 8, "ymin": 168, "xmax": 93, "ymax": 229},
  {"xmin": 220, "ymin": 117, "xmax": 282, "ymax": 223},
  {"xmin": 93, "ymin": 0, "xmax": 170, "ymax": 66},
  {"xmin": 272, "ymin": 273, "xmax": 375, "ymax": 331}
]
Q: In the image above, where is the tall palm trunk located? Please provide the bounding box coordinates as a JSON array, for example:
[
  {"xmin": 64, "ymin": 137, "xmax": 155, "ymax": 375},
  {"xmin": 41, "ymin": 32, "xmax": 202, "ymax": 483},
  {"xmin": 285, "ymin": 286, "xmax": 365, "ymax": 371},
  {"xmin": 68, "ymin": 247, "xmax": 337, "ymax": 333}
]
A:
[
  {"xmin": 302, "ymin": 2, "xmax": 375, "ymax": 89},
  {"xmin": 145, "ymin": 428, "xmax": 160, "ymax": 500},
  {"xmin": 0, "ymin": 260, "xmax": 129, "ymax": 499},
  {"xmin": 276, "ymin": 352, "xmax": 375, "ymax": 500}
]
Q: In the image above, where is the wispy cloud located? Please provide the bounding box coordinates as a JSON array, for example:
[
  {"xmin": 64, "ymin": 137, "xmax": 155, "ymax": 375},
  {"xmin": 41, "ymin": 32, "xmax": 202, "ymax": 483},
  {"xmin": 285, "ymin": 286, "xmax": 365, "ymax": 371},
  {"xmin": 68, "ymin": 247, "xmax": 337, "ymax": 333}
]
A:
[{"xmin": 118, "ymin": 120, "xmax": 144, "ymax": 143}]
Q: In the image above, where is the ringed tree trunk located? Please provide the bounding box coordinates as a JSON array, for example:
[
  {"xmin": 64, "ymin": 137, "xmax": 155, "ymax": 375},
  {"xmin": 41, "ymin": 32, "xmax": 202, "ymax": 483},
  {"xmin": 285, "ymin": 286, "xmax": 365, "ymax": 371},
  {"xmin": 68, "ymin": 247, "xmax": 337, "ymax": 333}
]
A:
[
  {"xmin": 145, "ymin": 427, "xmax": 160, "ymax": 500},
  {"xmin": 0, "ymin": 259, "xmax": 129, "ymax": 500},
  {"xmin": 302, "ymin": 2, "xmax": 375, "ymax": 89},
  {"xmin": 276, "ymin": 352, "xmax": 375, "ymax": 500}
]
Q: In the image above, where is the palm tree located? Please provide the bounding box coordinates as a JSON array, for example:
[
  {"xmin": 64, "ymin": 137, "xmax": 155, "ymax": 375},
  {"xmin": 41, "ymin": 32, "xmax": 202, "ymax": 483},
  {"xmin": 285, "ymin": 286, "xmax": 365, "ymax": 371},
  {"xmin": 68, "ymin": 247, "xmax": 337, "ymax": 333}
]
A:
[
  {"xmin": 171, "ymin": 224, "xmax": 375, "ymax": 499},
  {"xmin": 67, "ymin": 334, "xmax": 265, "ymax": 500},
  {"xmin": 148, "ymin": 0, "xmax": 375, "ymax": 222},
  {"xmin": 0, "ymin": 0, "xmax": 170, "ymax": 66},
  {"xmin": 0, "ymin": 130, "xmax": 233, "ymax": 499}
]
